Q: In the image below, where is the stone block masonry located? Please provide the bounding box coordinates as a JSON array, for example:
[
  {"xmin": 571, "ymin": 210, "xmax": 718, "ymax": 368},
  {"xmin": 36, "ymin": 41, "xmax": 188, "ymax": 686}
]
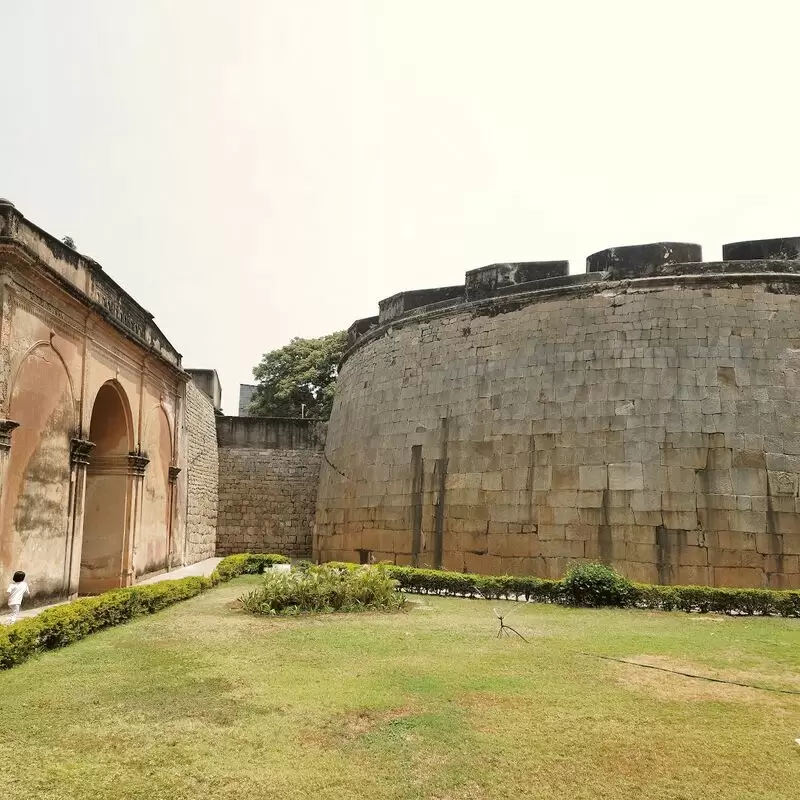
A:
[
  {"xmin": 184, "ymin": 380, "xmax": 219, "ymax": 563},
  {"xmin": 216, "ymin": 417, "xmax": 325, "ymax": 558},
  {"xmin": 316, "ymin": 239, "xmax": 800, "ymax": 589}
]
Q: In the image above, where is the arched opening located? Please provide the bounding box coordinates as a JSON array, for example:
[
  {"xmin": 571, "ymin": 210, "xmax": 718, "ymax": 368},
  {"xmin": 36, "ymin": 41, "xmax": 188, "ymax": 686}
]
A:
[
  {"xmin": 2, "ymin": 343, "xmax": 74, "ymax": 599},
  {"xmin": 80, "ymin": 381, "xmax": 133, "ymax": 594}
]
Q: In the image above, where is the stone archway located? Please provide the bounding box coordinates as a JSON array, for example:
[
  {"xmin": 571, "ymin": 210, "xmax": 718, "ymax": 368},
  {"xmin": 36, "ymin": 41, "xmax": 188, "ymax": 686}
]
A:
[
  {"xmin": 79, "ymin": 381, "xmax": 133, "ymax": 594},
  {"xmin": 2, "ymin": 341, "xmax": 75, "ymax": 599}
]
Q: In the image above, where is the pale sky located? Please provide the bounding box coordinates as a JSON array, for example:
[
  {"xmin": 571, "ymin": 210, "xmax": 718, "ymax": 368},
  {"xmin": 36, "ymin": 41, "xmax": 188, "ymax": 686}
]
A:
[{"xmin": 2, "ymin": 1, "xmax": 799, "ymax": 413}]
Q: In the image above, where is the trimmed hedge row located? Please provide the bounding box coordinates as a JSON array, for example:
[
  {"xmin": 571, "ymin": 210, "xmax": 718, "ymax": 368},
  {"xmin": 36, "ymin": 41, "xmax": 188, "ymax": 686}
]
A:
[
  {"xmin": 630, "ymin": 582, "xmax": 800, "ymax": 616},
  {"xmin": 0, "ymin": 553, "xmax": 290, "ymax": 670},
  {"xmin": 210, "ymin": 553, "xmax": 290, "ymax": 581},
  {"xmin": 362, "ymin": 564, "xmax": 800, "ymax": 617}
]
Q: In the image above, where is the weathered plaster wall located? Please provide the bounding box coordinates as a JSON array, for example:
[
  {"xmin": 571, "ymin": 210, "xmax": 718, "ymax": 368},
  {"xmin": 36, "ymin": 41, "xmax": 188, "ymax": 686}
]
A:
[
  {"xmin": 184, "ymin": 380, "xmax": 218, "ymax": 563},
  {"xmin": 2, "ymin": 325, "xmax": 76, "ymax": 602},
  {"xmin": 0, "ymin": 200, "xmax": 187, "ymax": 603},
  {"xmin": 137, "ymin": 402, "xmax": 173, "ymax": 577},
  {"xmin": 316, "ymin": 247, "xmax": 800, "ymax": 589},
  {"xmin": 216, "ymin": 417, "xmax": 324, "ymax": 558}
]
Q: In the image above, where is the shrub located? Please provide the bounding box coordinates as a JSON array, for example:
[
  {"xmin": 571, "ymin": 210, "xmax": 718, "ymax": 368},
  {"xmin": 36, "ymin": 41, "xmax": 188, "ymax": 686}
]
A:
[
  {"xmin": 211, "ymin": 553, "xmax": 289, "ymax": 582},
  {"xmin": 324, "ymin": 561, "xmax": 361, "ymax": 573},
  {"xmin": 561, "ymin": 562, "xmax": 634, "ymax": 608},
  {"xmin": 240, "ymin": 564, "xmax": 406, "ymax": 616},
  {"xmin": 385, "ymin": 561, "xmax": 634, "ymax": 608},
  {"xmin": 382, "ymin": 565, "xmax": 560, "ymax": 603}
]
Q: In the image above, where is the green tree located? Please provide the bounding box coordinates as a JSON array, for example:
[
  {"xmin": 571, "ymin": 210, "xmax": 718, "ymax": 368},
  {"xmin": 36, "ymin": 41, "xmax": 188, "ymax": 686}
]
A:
[{"xmin": 250, "ymin": 330, "xmax": 347, "ymax": 419}]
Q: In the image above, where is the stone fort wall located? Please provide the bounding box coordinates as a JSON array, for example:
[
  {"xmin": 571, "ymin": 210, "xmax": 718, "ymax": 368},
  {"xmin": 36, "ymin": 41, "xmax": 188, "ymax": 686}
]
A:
[
  {"xmin": 216, "ymin": 417, "xmax": 325, "ymax": 558},
  {"xmin": 315, "ymin": 239, "xmax": 800, "ymax": 589},
  {"xmin": 183, "ymin": 380, "xmax": 219, "ymax": 563}
]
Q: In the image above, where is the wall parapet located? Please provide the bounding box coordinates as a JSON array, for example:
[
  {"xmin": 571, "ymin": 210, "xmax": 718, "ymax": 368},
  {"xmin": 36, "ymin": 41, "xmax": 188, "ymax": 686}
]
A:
[
  {"xmin": 0, "ymin": 198, "xmax": 181, "ymax": 369},
  {"xmin": 344, "ymin": 237, "xmax": 800, "ymax": 360},
  {"xmin": 216, "ymin": 416, "xmax": 326, "ymax": 451}
]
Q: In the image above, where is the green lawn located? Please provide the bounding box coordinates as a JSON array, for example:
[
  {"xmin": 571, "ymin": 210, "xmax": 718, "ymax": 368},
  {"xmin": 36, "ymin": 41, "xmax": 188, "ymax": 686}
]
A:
[{"xmin": 2, "ymin": 576, "xmax": 800, "ymax": 800}]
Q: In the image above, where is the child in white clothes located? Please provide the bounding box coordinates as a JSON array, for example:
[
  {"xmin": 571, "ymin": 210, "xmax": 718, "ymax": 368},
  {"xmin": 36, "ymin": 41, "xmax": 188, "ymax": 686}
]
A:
[{"xmin": 6, "ymin": 570, "xmax": 29, "ymax": 624}]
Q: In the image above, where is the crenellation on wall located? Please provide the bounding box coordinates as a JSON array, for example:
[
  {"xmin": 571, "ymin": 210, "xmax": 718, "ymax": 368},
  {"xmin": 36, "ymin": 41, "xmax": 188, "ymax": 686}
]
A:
[
  {"xmin": 378, "ymin": 286, "xmax": 465, "ymax": 325},
  {"xmin": 347, "ymin": 316, "xmax": 379, "ymax": 348},
  {"xmin": 347, "ymin": 240, "xmax": 800, "ymax": 362},
  {"xmin": 723, "ymin": 237, "xmax": 800, "ymax": 262},
  {"xmin": 586, "ymin": 242, "xmax": 703, "ymax": 278},
  {"xmin": 465, "ymin": 261, "xmax": 569, "ymax": 300}
]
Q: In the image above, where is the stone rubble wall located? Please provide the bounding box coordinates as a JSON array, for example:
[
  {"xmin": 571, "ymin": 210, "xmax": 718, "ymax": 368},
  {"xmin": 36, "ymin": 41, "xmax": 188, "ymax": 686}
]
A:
[
  {"xmin": 216, "ymin": 418, "xmax": 324, "ymax": 558},
  {"xmin": 316, "ymin": 277, "xmax": 800, "ymax": 589},
  {"xmin": 184, "ymin": 380, "xmax": 219, "ymax": 563}
]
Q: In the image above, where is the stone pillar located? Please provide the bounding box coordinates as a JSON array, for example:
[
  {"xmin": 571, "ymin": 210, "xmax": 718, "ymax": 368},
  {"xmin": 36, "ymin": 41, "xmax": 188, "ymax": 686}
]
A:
[
  {"xmin": 167, "ymin": 466, "xmax": 182, "ymax": 569},
  {"xmin": 65, "ymin": 438, "xmax": 95, "ymax": 597},
  {"xmin": 126, "ymin": 451, "xmax": 149, "ymax": 585}
]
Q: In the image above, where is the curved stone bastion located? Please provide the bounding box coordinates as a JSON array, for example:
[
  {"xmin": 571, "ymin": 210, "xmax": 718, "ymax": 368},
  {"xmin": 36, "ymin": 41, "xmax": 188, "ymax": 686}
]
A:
[{"xmin": 314, "ymin": 238, "xmax": 800, "ymax": 588}]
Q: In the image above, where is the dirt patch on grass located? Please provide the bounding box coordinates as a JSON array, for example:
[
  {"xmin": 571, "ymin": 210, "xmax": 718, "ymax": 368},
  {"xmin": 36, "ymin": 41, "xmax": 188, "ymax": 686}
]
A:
[
  {"xmin": 342, "ymin": 707, "xmax": 414, "ymax": 737},
  {"xmin": 610, "ymin": 654, "xmax": 793, "ymax": 705},
  {"xmin": 303, "ymin": 707, "xmax": 416, "ymax": 747}
]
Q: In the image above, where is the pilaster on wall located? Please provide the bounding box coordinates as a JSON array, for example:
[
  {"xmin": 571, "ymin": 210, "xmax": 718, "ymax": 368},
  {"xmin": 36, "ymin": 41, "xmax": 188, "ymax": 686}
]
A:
[
  {"xmin": 127, "ymin": 450, "xmax": 149, "ymax": 585},
  {"xmin": 0, "ymin": 272, "xmax": 16, "ymax": 414},
  {"xmin": 65, "ymin": 437, "xmax": 95, "ymax": 596},
  {"xmin": 167, "ymin": 465, "xmax": 182, "ymax": 569},
  {"xmin": 0, "ymin": 419, "xmax": 19, "ymax": 544}
]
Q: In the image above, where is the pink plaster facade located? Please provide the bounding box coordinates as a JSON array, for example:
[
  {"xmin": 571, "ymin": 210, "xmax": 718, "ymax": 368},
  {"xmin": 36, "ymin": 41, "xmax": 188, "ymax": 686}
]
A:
[{"xmin": 0, "ymin": 200, "xmax": 188, "ymax": 604}]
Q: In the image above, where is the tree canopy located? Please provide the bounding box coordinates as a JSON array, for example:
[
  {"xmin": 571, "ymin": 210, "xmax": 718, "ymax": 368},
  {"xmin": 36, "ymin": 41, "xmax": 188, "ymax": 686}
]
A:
[{"xmin": 249, "ymin": 330, "xmax": 347, "ymax": 419}]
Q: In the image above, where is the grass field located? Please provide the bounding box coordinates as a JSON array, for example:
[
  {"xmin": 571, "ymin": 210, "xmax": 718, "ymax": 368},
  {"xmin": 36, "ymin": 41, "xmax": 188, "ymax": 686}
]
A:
[{"xmin": 1, "ymin": 576, "xmax": 799, "ymax": 800}]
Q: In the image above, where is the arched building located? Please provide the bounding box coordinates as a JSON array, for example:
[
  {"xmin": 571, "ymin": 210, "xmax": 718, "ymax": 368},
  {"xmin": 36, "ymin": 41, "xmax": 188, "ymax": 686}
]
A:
[{"xmin": 0, "ymin": 199, "xmax": 217, "ymax": 604}]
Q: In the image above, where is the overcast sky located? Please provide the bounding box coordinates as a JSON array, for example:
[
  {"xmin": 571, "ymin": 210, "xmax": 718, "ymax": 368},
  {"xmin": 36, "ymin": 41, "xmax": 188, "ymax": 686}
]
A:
[{"xmin": 2, "ymin": 1, "xmax": 799, "ymax": 412}]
